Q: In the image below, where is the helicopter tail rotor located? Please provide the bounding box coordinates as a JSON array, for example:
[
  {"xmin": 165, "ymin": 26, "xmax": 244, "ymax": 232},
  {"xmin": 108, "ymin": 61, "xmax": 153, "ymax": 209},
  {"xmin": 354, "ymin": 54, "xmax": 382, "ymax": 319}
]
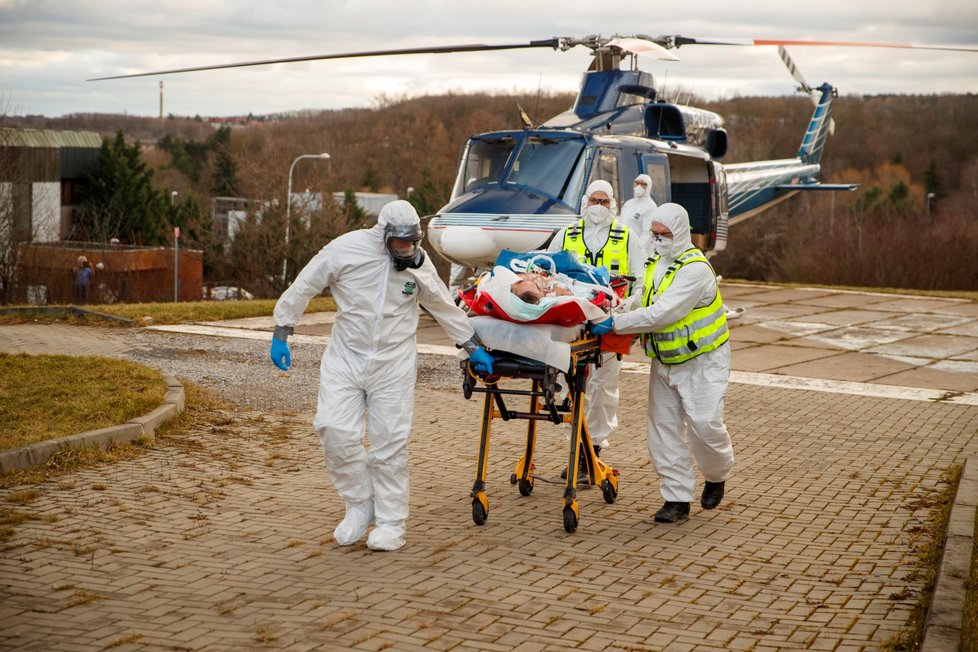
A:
[{"xmin": 778, "ymin": 45, "xmax": 835, "ymax": 136}]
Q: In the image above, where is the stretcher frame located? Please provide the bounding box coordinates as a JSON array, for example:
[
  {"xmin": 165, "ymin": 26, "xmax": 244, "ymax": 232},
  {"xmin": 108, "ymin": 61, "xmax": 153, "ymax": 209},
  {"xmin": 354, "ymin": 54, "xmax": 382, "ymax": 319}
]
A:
[{"xmin": 461, "ymin": 334, "xmax": 620, "ymax": 533}]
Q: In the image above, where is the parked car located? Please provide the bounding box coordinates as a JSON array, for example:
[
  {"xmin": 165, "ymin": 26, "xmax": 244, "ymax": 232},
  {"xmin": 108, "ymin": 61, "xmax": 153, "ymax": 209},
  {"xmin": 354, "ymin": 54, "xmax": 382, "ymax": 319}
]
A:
[{"xmin": 203, "ymin": 286, "xmax": 255, "ymax": 301}]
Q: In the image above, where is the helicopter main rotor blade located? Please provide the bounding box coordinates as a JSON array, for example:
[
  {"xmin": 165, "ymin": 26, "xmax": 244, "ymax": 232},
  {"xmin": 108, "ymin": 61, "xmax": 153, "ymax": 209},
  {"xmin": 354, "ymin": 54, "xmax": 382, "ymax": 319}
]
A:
[
  {"xmin": 606, "ymin": 37, "xmax": 679, "ymax": 61},
  {"xmin": 668, "ymin": 35, "xmax": 978, "ymax": 53},
  {"xmin": 88, "ymin": 39, "xmax": 562, "ymax": 81}
]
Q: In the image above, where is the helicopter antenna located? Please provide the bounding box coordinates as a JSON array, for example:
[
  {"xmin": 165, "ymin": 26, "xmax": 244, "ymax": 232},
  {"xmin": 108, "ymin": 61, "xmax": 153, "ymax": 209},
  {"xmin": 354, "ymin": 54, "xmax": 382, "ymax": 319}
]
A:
[
  {"xmin": 515, "ymin": 101, "xmax": 535, "ymax": 129},
  {"xmin": 534, "ymin": 72, "xmax": 543, "ymax": 117}
]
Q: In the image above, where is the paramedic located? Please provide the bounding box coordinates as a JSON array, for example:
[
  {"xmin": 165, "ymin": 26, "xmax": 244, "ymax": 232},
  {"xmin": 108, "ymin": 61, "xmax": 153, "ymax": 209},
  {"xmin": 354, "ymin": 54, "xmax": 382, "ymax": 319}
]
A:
[
  {"xmin": 592, "ymin": 203, "xmax": 733, "ymax": 524},
  {"xmin": 547, "ymin": 180, "xmax": 646, "ymax": 468},
  {"xmin": 269, "ymin": 200, "xmax": 494, "ymax": 551},
  {"xmin": 619, "ymin": 174, "xmax": 658, "ymax": 256}
]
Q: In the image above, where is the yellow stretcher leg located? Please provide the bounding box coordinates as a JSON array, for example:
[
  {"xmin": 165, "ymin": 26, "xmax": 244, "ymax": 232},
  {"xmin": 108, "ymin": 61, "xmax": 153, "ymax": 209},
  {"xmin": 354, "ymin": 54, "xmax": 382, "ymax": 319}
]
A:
[
  {"xmin": 470, "ymin": 389, "xmax": 494, "ymax": 526},
  {"xmin": 510, "ymin": 378, "xmax": 539, "ymax": 497}
]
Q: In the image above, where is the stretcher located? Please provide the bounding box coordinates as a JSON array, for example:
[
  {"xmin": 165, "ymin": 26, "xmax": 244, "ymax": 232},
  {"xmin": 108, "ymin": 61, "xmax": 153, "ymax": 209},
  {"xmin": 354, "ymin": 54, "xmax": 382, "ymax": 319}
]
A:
[{"xmin": 461, "ymin": 330, "xmax": 621, "ymax": 534}]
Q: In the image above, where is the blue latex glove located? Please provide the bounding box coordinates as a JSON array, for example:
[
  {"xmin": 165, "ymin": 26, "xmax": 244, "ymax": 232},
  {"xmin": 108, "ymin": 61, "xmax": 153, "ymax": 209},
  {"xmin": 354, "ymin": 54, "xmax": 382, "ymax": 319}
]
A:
[
  {"xmin": 469, "ymin": 346, "xmax": 495, "ymax": 375},
  {"xmin": 270, "ymin": 338, "xmax": 291, "ymax": 371},
  {"xmin": 590, "ymin": 316, "xmax": 614, "ymax": 335}
]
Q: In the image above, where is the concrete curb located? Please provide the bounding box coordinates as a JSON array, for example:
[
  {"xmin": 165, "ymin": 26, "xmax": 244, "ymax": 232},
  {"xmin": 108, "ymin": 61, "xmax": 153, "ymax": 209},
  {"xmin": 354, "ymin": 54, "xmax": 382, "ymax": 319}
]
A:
[
  {"xmin": 0, "ymin": 374, "xmax": 184, "ymax": 475},
  {"xmin": 0, "ymin": 305, "xmax": 135, "ymax": 326},
  {"xmin": 921, "ymin": 456, "xmax": 978, "ymax": 651}
]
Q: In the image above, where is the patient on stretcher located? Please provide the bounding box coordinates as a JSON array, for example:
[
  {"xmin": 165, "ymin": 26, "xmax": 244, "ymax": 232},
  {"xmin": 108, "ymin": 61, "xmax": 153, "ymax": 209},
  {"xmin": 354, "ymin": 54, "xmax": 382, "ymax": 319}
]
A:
[{"xmin": 510, "ymin": 272, "xmax": 574, "ymax": 304}]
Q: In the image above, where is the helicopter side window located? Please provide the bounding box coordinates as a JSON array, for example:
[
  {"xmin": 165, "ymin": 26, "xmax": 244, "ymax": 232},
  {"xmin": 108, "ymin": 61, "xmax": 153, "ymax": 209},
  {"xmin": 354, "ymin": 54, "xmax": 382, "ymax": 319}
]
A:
[
  {"xmin": 454, "ymin": 137, "xmax": 516, "ymax": 196},
  {"xmin": 508, "ymin": 137, "xmax": 588, "ymax": 208},
  {"xmin": 640, "ymin": 155, "xmax": 670, "ymax": 205},
  {"xmin": 586, "ymin": 149, "xmax": 621, "ymax": 210}
]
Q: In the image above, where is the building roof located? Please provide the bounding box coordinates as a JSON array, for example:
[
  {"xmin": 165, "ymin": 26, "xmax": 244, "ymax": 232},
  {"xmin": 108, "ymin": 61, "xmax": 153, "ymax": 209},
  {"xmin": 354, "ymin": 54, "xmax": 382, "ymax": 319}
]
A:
[{"xmin": 0, "ymin": 128, "xmax": 103, "ymax": 149}]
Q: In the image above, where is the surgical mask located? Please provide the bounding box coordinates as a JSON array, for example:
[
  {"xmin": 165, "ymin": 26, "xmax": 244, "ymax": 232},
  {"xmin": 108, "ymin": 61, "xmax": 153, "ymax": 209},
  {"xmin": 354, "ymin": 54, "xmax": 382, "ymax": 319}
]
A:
[
  {"xmin": 652, "ymin": 236, "xmax": 673, "ymax": 257},
  {"xmin": 633, "ymin": 184, "xmax": 647, "ymax": 199},
  {"xmin": 585, "ymin": 204, "xmax": 613, "ymax": 227}
]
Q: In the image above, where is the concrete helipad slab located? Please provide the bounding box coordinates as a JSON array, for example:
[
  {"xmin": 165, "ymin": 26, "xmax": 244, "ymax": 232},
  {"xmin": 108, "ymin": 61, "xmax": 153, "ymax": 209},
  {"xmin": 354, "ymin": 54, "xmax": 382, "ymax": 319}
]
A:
[
  {"xmin": 771, "ymin": 350, "xmax": 918, "ymax": 383},
  {"xmin": 866, "ymin": 333, "xmax": 978, "ymax": 360},
  {"xmin": 724, "ymin": 288, "xmax": 838, "ymax": 304},
  {"xmin": 875, "ymin": 365, "xmax": 978, "ymax": 393},
  {"xmin": 726, "ymin": 344, "xmax": 839, "ymax": 373},
  {"xmin": 790, "ymin": 291, "xmax": 897, "ymax": 308},
  {"xmin": 865, "ymin": 297, "xmax": 969, "ymax": 314},
  {"xmin": 785, "ymin": 308, "xmax": 901, "ymax": 327}
]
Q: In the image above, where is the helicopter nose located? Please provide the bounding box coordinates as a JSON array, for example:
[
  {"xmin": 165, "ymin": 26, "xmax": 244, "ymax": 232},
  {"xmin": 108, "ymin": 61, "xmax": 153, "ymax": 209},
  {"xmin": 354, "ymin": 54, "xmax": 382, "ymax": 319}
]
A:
[{"xmin": 433, "ymin": 226, "xmax": 497, "ymax": 266}]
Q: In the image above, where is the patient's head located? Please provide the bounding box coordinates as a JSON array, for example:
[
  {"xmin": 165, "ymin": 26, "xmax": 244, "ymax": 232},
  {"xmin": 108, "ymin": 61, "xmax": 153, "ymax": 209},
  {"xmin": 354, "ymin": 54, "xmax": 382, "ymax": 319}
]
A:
[{"xmin": 511, "ymin": 279, "xmax": 543, "ymax": 305}]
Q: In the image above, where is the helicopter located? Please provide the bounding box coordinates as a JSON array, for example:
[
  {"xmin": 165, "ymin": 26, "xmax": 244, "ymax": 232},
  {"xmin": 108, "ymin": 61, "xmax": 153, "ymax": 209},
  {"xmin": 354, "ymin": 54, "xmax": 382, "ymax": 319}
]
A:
[{"xmin": 91, "ymin": 34, "xmax": 978, "ymax": 269}]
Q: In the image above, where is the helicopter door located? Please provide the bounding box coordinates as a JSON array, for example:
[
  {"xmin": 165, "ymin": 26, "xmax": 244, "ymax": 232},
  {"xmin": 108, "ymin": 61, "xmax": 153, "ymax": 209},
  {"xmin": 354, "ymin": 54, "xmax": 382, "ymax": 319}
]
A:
[
  {"xmin": 639, "ymin": 153, "xmax": 670, "ymax": 206},
  {"xmin": 710, "ymin": 162, "xmax": 729, "ymax": 253}
]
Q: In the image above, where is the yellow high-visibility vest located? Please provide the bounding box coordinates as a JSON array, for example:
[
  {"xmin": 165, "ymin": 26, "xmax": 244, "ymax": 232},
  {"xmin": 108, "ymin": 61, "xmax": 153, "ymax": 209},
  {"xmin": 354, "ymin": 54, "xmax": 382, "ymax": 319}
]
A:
[
  {"xmin": 561, "ymin": 219, "xmax": 631, "ymax": 292},
  {"xmin": 641, "ymin": 248, "xmax": 728, "ymax": 364}
]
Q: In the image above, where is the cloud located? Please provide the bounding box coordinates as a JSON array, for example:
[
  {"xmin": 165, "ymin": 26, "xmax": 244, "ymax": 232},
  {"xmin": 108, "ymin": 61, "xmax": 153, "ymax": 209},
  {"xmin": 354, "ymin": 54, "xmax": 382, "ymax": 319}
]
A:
[{"xmin": 1, "ymin": 0, "xmax": 976, "ymax": 116}]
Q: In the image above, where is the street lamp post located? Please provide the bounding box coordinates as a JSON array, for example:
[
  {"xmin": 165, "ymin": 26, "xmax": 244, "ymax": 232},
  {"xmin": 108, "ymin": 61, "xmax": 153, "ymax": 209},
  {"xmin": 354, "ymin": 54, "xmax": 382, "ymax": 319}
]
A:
[
  {"xmin": 926, "ymin": 192, "xmax": 936, "ymax": 219},
  {"xmin": 284, "ymin": 153, "xmax": 331, "ymax": 283}
]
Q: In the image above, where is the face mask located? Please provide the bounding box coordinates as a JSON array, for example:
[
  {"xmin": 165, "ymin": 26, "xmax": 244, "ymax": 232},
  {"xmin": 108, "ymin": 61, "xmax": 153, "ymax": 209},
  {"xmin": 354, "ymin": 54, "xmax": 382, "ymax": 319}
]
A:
[
  {"xmin": 652, "ymin": 236, "xmax": 673, "ymax": 257},
  {"xmin": 585, "ymin": 204, "xmax": 613, "ymax": 227},
  {"xmin": 633, "ymin": 184, "xmax": 647, "ymax": 199}
]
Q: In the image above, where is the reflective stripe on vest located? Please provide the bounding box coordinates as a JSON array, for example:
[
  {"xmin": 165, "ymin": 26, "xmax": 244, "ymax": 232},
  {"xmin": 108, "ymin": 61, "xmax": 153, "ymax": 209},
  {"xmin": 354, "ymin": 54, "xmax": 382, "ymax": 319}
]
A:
[
  {"xmin": 641, "ymin": 248, "xmax": 728, "ymax": 364},
  {"xmin": 562, "ymin": 218, "xmax": 631, "ymax": 281}
]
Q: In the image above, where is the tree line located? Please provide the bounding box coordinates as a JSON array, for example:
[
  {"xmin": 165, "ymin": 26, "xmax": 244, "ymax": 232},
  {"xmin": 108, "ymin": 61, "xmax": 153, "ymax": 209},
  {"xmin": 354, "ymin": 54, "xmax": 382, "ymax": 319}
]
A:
[{"xmin": 10, "ymin": 91, "xmax": 977, "ymax": 296}]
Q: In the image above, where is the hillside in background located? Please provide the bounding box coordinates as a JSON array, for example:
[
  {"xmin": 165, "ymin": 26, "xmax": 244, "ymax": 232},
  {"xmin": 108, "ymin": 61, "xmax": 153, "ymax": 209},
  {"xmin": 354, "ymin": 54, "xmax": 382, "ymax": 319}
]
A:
[{"xmin": 9, "ymin": 91, "xmax": 978, "ymax": 291}]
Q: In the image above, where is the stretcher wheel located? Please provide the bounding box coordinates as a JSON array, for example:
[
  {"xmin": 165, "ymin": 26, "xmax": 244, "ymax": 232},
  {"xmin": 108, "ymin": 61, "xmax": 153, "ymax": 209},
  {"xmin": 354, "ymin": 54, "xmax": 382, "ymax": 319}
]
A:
[
  {"xmin": 601, "ymin": 478, "xmax": 618, "ymax": 504},
  {"xmin": 562, "ymin": 505, "xmax": 579, "ymax": 534},
  {"xmin": 472, "ymin": 497, "xmax": 488, "ymax": 526},
  {"xmin": 509, "ymin": 473, "xmax": 517, "ymax": 485},
  {"xmin": 518, "ymin": 478, "xmax": 533, "ymax": 496}
]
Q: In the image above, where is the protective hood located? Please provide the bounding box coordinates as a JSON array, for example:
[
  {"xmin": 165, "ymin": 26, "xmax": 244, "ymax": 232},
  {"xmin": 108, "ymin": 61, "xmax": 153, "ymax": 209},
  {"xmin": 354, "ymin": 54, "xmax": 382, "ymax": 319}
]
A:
[
  {"xmin": 650, "ymin": 203, "xmax": 694, "ymax": 261},
  {"xmin": 633, "ymin": 174, "xmax": 653, "ymax": 199},
  {"xmin": 378, "ymin": 200, "xmax": 426, "ymax": 270},
  {"xmin": 377, "ymin": 200, "xmax": 420, "ymax": 229},
  {"xmin": 582, "ymin": 179, "xmax": 617, "ymax": 228}
]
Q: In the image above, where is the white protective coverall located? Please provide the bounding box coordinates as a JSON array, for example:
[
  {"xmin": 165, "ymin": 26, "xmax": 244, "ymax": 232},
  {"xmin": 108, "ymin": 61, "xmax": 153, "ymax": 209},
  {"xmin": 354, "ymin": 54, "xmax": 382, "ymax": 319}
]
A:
[
  {"xmin": 610, "ymin": 203, "xmax": 735, "ymax": 503},
  {"xmin": 547, "ymin": 180, "xmax": 646, "ymax": 449},
  {"xmin": 618, "ymin": 173, "xmax": 658, "ymax": 256},
  {"xmin": 273, "ymin": 201, "xmax": 476, "ymax": 551}
]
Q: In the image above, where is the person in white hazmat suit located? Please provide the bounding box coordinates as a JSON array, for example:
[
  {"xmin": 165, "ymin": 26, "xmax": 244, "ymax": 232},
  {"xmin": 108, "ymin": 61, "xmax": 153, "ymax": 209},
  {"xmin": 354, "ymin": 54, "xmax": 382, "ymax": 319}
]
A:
[
  {"xmin": 547, "ymin": 180, "xmax": 646, "ymax": 476},
  {"xmin": 269, "ymin": 200, "xmax": 495, "ymax": 551},
  {"xmin": 591, "ymin": 203, "xmax": 734, "ymax": 523},
  {"xmin": 618, "ymin": 174, "xmax": 658, "ymax": 256}
]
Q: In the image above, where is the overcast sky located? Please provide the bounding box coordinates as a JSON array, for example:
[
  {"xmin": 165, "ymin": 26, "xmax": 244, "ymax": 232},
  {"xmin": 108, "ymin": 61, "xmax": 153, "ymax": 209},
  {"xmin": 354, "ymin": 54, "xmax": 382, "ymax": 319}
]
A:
[{"xmin": 2, "ymin": 1, "xmax": 977, "ymax": 118}]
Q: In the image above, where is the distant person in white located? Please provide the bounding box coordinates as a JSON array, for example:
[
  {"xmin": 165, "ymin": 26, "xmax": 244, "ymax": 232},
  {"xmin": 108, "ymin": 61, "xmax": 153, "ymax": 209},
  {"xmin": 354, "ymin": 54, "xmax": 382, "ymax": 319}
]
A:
[{"xmin": 619, "ymin": 173, "xmax": 658, "ymax": 256}]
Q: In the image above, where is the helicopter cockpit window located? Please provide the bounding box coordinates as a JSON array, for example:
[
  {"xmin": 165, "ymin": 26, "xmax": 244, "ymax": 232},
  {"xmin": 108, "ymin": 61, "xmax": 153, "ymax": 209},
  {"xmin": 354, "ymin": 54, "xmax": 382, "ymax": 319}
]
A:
[
  {"xmin": 508, "ymin": 137, "xmax": 588, "ymax": 208},
  {"xmin": 453, "ymin": 137, "xmax": 516, "ymax": 196}
]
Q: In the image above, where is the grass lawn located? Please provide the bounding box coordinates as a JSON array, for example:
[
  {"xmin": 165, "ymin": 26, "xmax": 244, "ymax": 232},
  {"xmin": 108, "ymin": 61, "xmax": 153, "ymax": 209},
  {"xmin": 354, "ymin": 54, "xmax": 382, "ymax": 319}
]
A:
[
  {"xmin": 0, "ymin": 354, "xmax": 165, "ymax": 451},
  {"xmin": 0, "ymin": 296, "xmax": 337, "ymax": 327}
]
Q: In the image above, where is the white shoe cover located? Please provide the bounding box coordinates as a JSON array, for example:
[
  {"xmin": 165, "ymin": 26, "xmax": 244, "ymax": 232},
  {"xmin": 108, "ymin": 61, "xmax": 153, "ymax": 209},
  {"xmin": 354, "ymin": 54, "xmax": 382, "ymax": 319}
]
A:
[
  {"xmin": 366, "ymin": 522, "xmax": 405, "ymax": 551},
  {"xmin": 333, "ymin": 501, "xmax": 374, "ymax": 546}
]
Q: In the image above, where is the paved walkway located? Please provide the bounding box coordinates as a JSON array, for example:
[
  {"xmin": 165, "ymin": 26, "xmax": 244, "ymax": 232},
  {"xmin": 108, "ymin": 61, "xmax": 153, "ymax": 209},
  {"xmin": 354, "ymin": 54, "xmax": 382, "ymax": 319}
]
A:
[{"xmin": 1, "ymin": 283, "xmax": 978, "ymax": 651}]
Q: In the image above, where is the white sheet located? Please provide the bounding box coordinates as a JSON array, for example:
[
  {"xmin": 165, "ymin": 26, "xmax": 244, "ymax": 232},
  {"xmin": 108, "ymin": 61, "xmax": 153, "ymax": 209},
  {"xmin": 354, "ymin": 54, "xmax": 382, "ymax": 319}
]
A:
[{"xmin": 470, "ymin": 316, "xmax": 582, "ymax": 372}]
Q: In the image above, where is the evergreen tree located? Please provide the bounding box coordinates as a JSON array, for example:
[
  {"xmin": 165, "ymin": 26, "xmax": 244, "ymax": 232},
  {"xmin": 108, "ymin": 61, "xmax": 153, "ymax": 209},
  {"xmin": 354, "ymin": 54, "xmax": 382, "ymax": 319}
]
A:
[
  {"xmin": 924, "ymin": 159, "xmax": 944, "ymax": 198},
  {"xmin": 76, "ymin": 130, "xmax": 168, "ymax": 245},
  {"xmin": 342, "ymin": 188, "xmax": 367, "ymax": 227},
  {"xmin": 209, "ymin": 126, "xmax": 238, "ymax": 196},
  {"xmin": 406, "ymin": 167, "xmax": 449, "ymax": 217}
]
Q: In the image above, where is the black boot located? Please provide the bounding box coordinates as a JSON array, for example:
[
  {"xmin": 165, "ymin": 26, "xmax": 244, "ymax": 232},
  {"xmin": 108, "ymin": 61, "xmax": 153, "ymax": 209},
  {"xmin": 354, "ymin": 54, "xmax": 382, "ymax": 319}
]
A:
[
  {"xmin": 654, "ymin": 501, "xmax": 690, "ymax": 523},
  {"xmin": 701, "ymin": 481, "xmax": 725, "ymax": 510},
  {"xmin": 561, "ymin": 445, "xmax": 600, "ymax": 480}
]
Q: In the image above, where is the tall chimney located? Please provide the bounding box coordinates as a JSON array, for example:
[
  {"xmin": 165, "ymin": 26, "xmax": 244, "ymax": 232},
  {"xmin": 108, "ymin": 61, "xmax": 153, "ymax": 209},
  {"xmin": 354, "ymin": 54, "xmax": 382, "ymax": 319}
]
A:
[{"xmin": 159, "ymin": 81, "xmax": 164, "ymax": 120}]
